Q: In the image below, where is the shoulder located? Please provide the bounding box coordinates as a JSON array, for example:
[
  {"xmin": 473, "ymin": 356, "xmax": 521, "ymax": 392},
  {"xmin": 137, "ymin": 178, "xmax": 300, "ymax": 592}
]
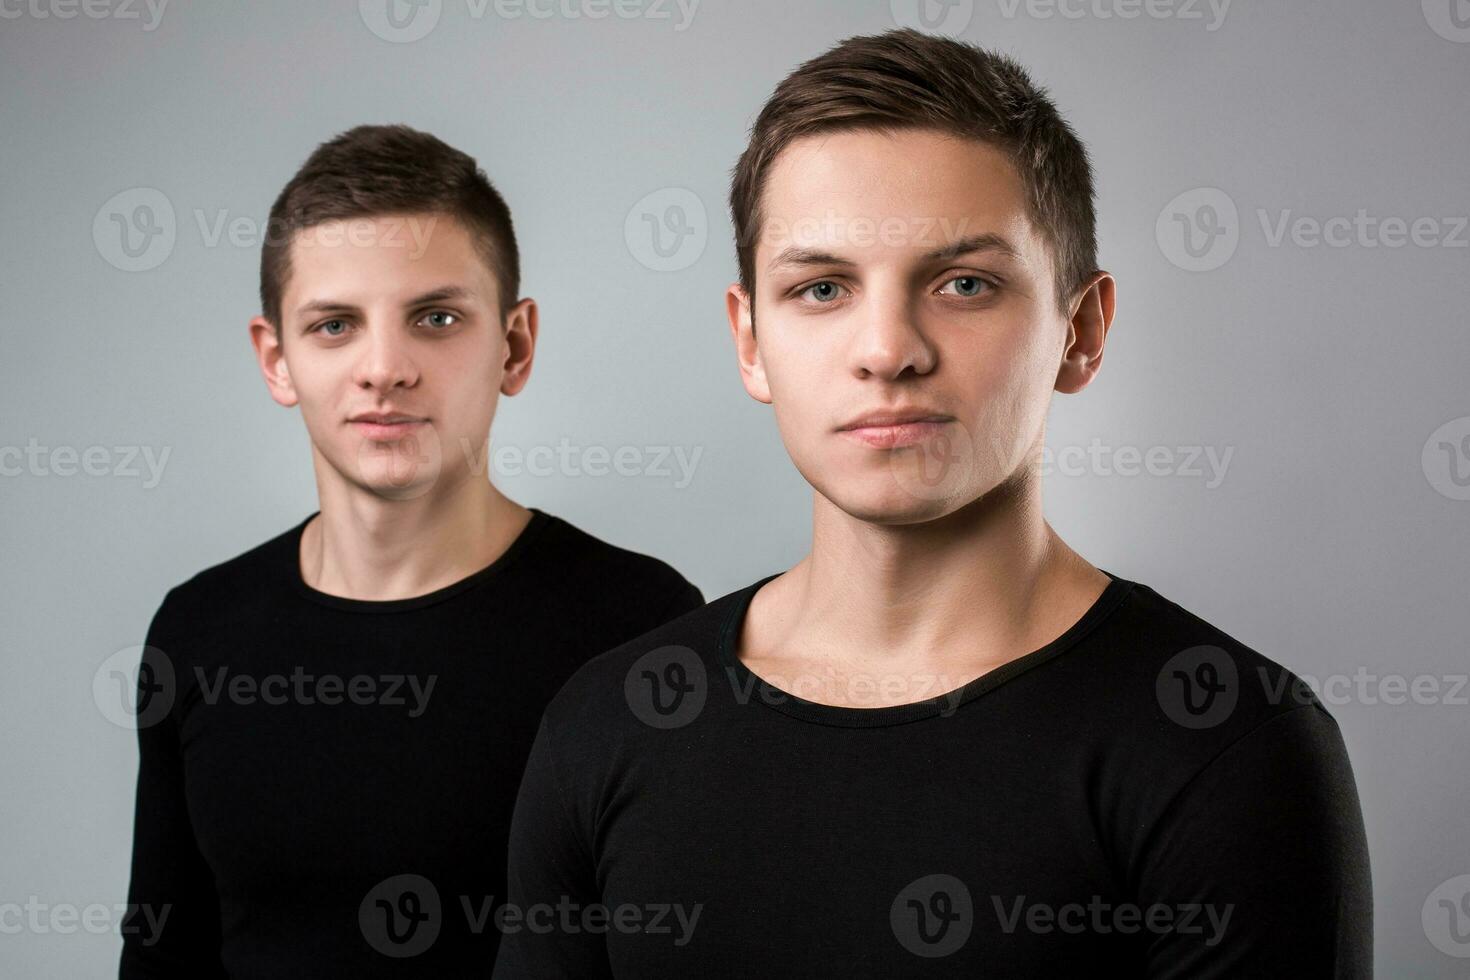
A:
[
  {"xmin": 1097, "ymin": 577, "xmax": 1334, "ymax": 734},
  {"xmin": 1051, "ymin": 575, "xmax": 1356, "ymax": 822},
  {"xmin": 149, "ymin": 518, "xmax": 306, "ymax": 626},
  {"xmin": 183, "ymin": 524, "xmax": 300, "ymax": 591},
  {"xmin": 524, "ymin": 511, "xmax": 704, "ymax": 620},
  {"xmin": 536, "ymin": 577, "xmax": 749, "ymax": 737},
  {"xmin": 531, "ymin": 512, "xmax": 694, "ymax": 589}
]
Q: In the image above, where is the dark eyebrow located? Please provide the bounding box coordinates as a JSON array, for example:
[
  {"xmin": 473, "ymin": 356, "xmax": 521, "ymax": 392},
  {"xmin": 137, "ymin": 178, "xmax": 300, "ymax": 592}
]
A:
[
  {"xmin": 923, "ymin": 233, "xmax": 1024, "ymax": 263},
  {"xmin": 294, "ymin": 285, "xmax": 476, "ymax": 319},
  {"xmin": 765, "ymin": 247, "xmax": 857, "ymax": 273},
  {"xmin": 765, "ymin": 233, "xmax": 1023, "ymax": 275}
]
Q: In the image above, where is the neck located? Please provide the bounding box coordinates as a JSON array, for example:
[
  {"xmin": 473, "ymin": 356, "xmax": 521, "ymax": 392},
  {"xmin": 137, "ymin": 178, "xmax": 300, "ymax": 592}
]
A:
[
  {"xmin": 776, "ymin": 467, "xmax": 1105, "ymax": 672},
  {"xmin": 300, "ymin": 452, "xmax": 531, "ymax": 601}
]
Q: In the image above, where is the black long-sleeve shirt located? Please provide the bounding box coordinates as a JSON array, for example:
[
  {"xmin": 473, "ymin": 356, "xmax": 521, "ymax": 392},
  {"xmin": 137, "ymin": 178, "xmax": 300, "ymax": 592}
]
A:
[
  {"xmin": 493, "ymin": 571, "xmax": 1372, "ymax": 978},
  {"xmin": 119, "ymin": 508, "xmax": 703, "ymax": 978}
]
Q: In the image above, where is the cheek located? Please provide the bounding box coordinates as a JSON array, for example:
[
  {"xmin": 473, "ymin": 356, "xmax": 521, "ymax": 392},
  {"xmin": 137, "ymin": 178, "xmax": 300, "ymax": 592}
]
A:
[
  {"xmin": 966, "ymin": 311, "xmax": 1058, "ymax": 397},
  {"xmin": 937, "ymin": 318, "xmax": 1057, "ymax": 465},
  {"xmin": 436, "ymin": 347, "xmax": 502, "ymax": 427},
  {"xmin": 981, "ymin": 331, "xmax": 1061, "ymax": 461},
  {"xmin": 760, "ymin": 328, "xmax": 831, "ymax": 431},
  {"xmin": 283, "ymin": 353, "xmax": 338, "ymax": 409},
  {"xmin": 760, "ymin": 310, "xmax": 839, "ymax": 388}
]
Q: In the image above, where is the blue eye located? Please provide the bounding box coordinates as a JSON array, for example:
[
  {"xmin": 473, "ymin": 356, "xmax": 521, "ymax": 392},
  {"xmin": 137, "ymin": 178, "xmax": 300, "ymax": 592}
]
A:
[
  {"xmin": 940, "ymin": 276, "xmax": 990, "ymax": 298},
  {"xmin": 318, "ymin": 319, "xmax": 348, "ymax": 336},
  {"xmin": 800, "ymin": 281, "xmax": 845, "ymax": 303},
  {"xmin": 421, "ymin": 310, "xmax": 458, "ymax": 329}
]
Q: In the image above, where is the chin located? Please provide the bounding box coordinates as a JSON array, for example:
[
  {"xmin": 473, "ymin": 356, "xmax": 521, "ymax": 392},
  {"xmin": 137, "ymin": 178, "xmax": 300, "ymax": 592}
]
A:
[
  {"xmin": 366, "ymin": 476, "xmax": 440, "ymax": 501},
  {"xmin": 351, "ymin": 470, "xmax": 438, "ymax": 502},
  {"xmin": 812, "ymin": 474, "xmax": 966, "ymax": 526},
  {"xmin": 348, "ymin": 443, "xmax": 444, "ymax": 502}
]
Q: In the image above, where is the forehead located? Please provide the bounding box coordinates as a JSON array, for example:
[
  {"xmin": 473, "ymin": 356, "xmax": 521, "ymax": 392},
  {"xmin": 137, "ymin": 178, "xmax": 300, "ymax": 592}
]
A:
[
  {"xmin": 283, "ymin": 213, "xmax": 494, "ymax": 297},
  {"xmin": 757, "ymin": 128, "xmax": 1041, "ymax": 265}
]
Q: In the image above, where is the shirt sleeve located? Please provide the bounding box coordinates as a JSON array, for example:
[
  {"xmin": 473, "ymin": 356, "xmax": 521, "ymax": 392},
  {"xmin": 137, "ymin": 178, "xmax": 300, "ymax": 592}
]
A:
[
  {"xmin": 492, "ymin": 712, "xmax": 614, "ymax": 979},
  {"xmin": 119, "ymin": 589, "xmax": 229, "ymax": 978},
  {"xmin": 1136, "ymin": 704, "xmax": 1372, "ymax": 978}
]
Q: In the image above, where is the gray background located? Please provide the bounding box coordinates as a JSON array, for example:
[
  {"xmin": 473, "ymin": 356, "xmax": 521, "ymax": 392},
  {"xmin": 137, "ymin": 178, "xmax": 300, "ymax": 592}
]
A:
[{"xmin": 2, "ymin": 0, "xmax": 1467, "ymax": 974}]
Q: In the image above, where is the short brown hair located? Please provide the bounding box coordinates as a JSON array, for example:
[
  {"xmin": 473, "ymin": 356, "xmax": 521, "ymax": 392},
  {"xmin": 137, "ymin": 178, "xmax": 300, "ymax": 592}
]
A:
[
  {"xmin": 729, "ymin": 29, "xmax": 1097, "ymax": 313},
  {"xmin": 260, "ymin": 124, "xmax": 519, "ymax": 329}
]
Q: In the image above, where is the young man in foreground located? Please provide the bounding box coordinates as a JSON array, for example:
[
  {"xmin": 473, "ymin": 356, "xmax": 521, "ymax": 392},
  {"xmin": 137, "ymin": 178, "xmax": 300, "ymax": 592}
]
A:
[
  {"xmin": 119, "ymin": 124, "xmax": 702, "ymax": 977},
  {"xmin": 494, "ymin": 30, "xmax": 1371, "ymax": 977}
]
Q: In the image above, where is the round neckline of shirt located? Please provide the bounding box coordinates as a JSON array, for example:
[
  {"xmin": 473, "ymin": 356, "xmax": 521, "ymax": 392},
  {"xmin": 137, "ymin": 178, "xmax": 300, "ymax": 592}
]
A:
[
  {"xmin": 716, "ymin": 568, "xmax": 1136, "ymax": 728},
  {"xmin": 288, "ymin": 507, "xmax": 553, "ymax": 614}
]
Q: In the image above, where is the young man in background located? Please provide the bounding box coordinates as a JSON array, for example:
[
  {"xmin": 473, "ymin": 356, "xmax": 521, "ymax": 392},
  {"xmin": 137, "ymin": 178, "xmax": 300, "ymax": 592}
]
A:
[{"xmin": 120, "ymin": 124, "xmax": 702, "ymax": 977}]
